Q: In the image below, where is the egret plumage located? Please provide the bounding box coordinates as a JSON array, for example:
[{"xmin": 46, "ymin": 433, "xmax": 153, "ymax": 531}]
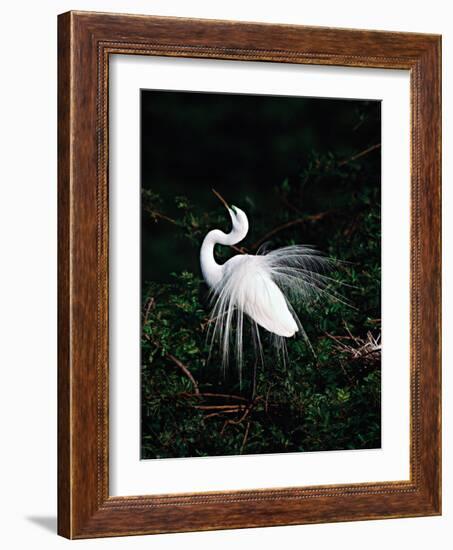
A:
[{"xmin": 200, "ymin": 190, "xmax": 339, "ymax": 374}]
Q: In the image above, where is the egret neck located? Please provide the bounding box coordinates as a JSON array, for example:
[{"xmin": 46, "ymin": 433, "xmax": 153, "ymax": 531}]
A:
[{"xmin": 200, "ymin": 206, "xmax": 249, "ymax": 289}]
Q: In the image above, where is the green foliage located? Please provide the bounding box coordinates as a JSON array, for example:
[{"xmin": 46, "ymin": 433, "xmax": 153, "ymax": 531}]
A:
[{"xmin": 141, "ymin": 126, "xmax": 381, "ymax": 459}]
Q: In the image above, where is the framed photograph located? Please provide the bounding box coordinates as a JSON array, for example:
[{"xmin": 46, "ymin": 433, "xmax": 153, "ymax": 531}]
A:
[{"xmin": 58, "ymin": 11, "xmax": 441, "ymax": 538}]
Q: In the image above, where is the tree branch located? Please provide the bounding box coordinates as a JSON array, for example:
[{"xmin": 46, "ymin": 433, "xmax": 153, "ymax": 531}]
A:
[
  {"xmin": 193, "ymin": 404, "xmax": 247, "ymax": 411},
  {"xmin": 142, "ymin": 297, "xmax": 155, "ymax": 325},
  {"xmin": 250, "ymin": 210, "xmax": 332, "ymax": 251},
  {"xmin": 143, "ymin": 206, "xmax": 178, "ymax": 225},
  {"xmin": 165, "ymin": 352, "xmax": 200, "ymax": 395},
  {"xmin": 338, "ymin": 143, "xmax": 381, "ymax": 167},
  {"xmin": 144, "ymin": 205, "xmax": 247, "ymax": 254},
  {"xmin": 180, "ymin": 391, "xmax": 248, "ymax": 402},
  {"xmin": 240, "ymin": 421, "xmax": 251, "ymax": 454}
]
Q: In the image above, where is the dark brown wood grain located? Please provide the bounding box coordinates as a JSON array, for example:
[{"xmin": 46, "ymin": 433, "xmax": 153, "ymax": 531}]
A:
[
  {"xmin": 57, "ymin": 11, "xmax": 71, "ymax": 537},
  {"xmin": 57, "ymin": 10, "xmax": 441, "ymax": 539}
]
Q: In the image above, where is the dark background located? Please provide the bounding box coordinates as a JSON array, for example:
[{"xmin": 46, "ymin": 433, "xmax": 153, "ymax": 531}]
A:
[{"xmin": 141, "ymin": 90, "xmax": 380, "ymax": 283}]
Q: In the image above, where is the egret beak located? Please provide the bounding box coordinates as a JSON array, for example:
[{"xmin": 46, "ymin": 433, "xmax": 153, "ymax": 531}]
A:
[{"xmin": 212, "ymin": 188, "xmax": 230, "ymax": 211}]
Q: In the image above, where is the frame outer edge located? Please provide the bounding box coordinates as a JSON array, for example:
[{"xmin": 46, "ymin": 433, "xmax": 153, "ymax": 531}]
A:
[
  {"xmin": 412, "ymin": 37, "xmax": 442, "ymax": 515},
  {"xmin": 435, "ymin": 35, "xmax": 442, "ymax": 515},
  {"xmin": 428, "ymin": 36, "xmax": 441, "ymax": 515},
  {"xmin": 57, "ymin": 11, "xmax": 73, "ymax": 539},
  {"xmin": 57, "ymin": 10, "xmax": 442, "ymax": 538}
]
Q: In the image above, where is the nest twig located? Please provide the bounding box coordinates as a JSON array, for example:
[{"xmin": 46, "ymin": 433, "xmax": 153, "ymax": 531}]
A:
[{"xmin": 327, "ymin": 330, "xmax": 381, "ymax": 364}]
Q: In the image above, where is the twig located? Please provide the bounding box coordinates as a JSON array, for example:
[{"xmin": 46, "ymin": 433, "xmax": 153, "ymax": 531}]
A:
[
  {"xmin": 228, "ymin": 405, "xmax": 253, "ymax": 425},
  {"xmin": 145, "ymin": 204, "xmax": 246, "ymax": 254},
  {"xmin": 326, "ymin": 330, "xmax": 381, "ymax": 364},
  {"xmin": 201, "ymin": 310, "xmax": 230, "ymax": 330},
  {"xmin": 144, "ymin": 207, "xmax": 178, "ymax": 225},
  {"xmin": 343, "ymin": 322, "xmax": 361, "ymax": 346},
  {"xmin": 338, "ymin": 143, "xmax": 381, "ymax": 167},
  {"xmin": 165, "ymin": 352, "xmax": 200, "ymax": 396},
  {"xmin": 280, "ymin": 194, "xmax": 303, "ymax": 216},
  {"xmin": 143, "ymin": 327, "xmax": 201, "ymax": 396},
  {"xmin": 218, "ymin": 396, "xmax": 263, "ymax": 435},
  {"xmin": 180, "ymin": 392, "xmax": 248, "ymax": 402},
  {"xmin": 192, "ymin": 404, "xmax": 247, "ymax": 411},
  {"xmin": 240, "ymin": 421, "xmax": 251, "ymax": 454},
  {"xmin": 264, "ymin": 384, "xmax": 274, "ymax": 415},
  {"xmin": 220, "ymin": 419, "xmax": 230, "ymax": 435},
  {"xmin": 251, "ymin": 357, "xmax": 257, "ymax": 400},
  {"xmin": 230, "ymin": 244, "xmax": 248, "ymax": 254},
  {"xmin": 142, "ymin": 297, "xmax": 155, "ymax": 325},
  {"xmin": 212, "ymin": 188, "xmax": 229, "ymax": 209},
  {"xmin": 250, "ymin": 211, "xmax": 332, "ymax": 251},
  {"xmin": 357, "ymin": 347, "xmax": 381, "ymax": 359},
  {"xmin": 204, "ymin": 410, "xmax": 243, "ymax": 420}
]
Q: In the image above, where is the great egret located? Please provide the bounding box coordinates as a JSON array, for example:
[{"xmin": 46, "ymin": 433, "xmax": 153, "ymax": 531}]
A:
[{"xmin": 200, "ymin": 189, "xmax": 339, "ymax": 374}]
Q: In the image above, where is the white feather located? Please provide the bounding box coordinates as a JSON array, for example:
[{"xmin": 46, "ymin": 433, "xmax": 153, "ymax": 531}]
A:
[
  {"xmin": 200, "ymin": 202, "xmax": 340, "ymax": 374},
  {"xmin": 223, "ymin": 255, "xmax": 298, "ymax": 337}
]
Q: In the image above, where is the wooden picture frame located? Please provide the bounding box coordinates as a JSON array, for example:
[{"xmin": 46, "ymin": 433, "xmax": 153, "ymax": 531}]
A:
[{"xmin": 58, "ymin": 10, "xmax": 441, "ymax": 539}]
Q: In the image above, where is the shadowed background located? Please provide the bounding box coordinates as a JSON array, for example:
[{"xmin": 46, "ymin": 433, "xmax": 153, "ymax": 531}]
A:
[{"xmin": 141, "ymin": 91, "xmax": 380, "ymax": 283}]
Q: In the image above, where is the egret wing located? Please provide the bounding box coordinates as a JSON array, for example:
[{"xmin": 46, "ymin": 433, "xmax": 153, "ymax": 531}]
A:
[{"xmin": 241, "ymin": 270, "xmax": 298, "ymax": 337}]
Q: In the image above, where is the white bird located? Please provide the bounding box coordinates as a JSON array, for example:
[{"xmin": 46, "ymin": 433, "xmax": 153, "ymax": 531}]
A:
[{"xmin": 200, "ymin": 190, "xmax": 339, "ymax": 374}]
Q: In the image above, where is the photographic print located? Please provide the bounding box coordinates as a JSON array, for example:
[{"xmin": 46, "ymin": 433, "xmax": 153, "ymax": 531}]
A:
[{"xmin": 140, "ymin": 89, "xmax": 381, "ymax": 460}]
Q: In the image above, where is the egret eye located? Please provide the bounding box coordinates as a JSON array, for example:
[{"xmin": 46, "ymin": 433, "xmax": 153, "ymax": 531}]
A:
[{"xmin": 231, "ymin": 205, "xmax": 237, "ymax": 214}]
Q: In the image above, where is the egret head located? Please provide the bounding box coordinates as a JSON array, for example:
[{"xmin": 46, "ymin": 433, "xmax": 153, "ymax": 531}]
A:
[{"xmin": 212, "ymin": 189, "xmax": 249, "ymax": 242}]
